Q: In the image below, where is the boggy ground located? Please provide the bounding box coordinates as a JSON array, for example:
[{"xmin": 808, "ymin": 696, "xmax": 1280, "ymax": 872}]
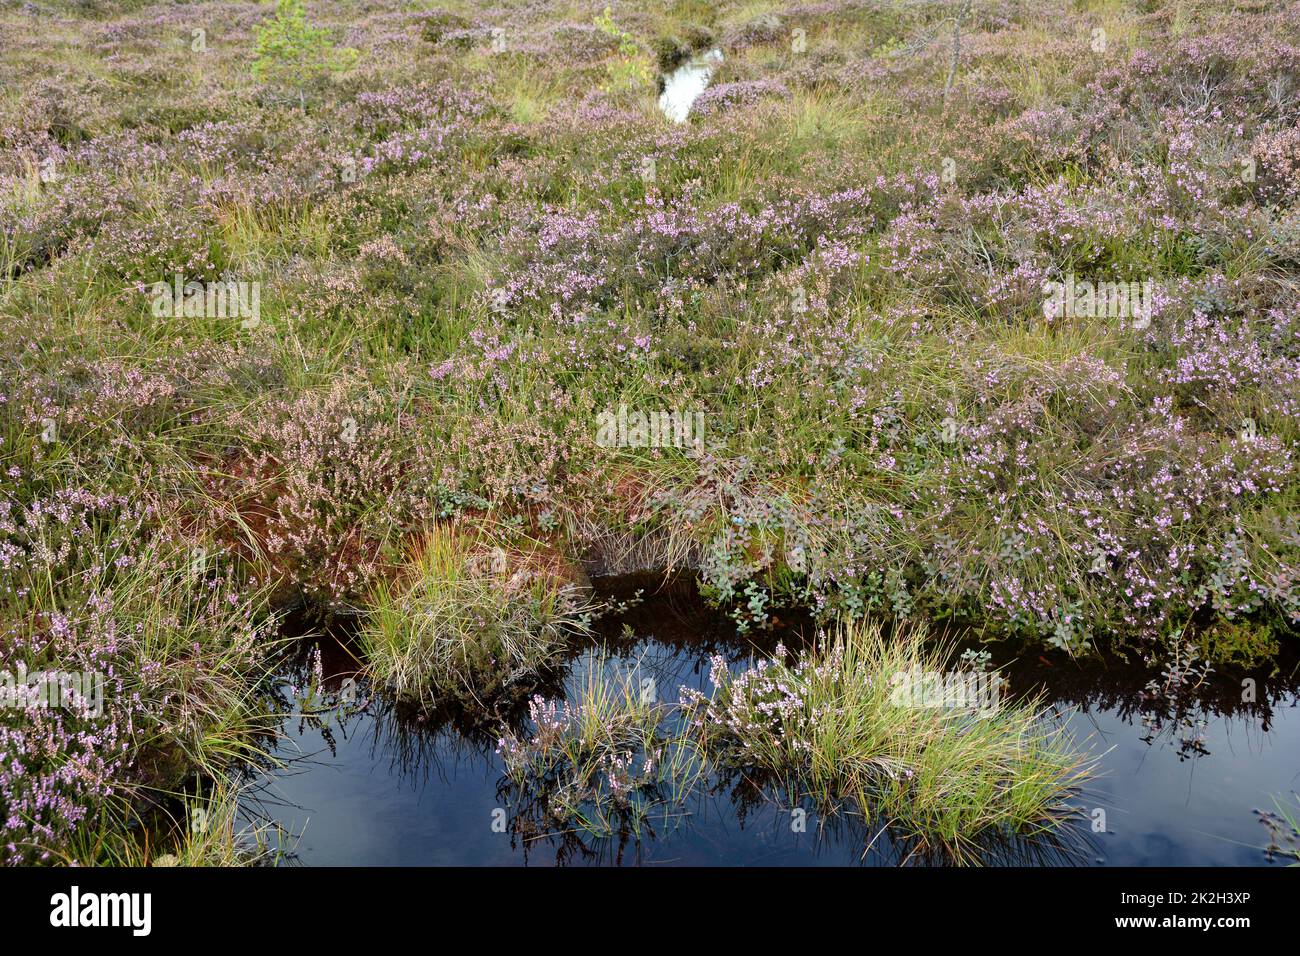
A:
[{"xmin": 1, "ymin": 0, "xmax": 1299, "ymax": 864}]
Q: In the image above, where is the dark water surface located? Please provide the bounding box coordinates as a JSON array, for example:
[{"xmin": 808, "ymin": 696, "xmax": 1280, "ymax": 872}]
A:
[{"xmin": 243, "ymin": 578, "xmax": 1300, "ymax": 866}]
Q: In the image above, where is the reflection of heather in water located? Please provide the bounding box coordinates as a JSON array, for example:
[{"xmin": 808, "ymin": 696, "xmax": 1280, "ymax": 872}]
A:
[
  {"xmin": 247, "ymin": 583, "xmax": 1297, "ymax": 866},
  {"xmin": 990, "ymin": 638, "xmax": 1300, "ymax": 764}
]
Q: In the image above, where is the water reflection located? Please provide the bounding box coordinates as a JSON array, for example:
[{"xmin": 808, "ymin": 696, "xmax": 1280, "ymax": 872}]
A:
[
  {"xmin": 659, "ymin": 49, "xmax": 723, "ymax": 122},
  {"xmin": 244, "ymin": 582, "xmax": 1300, "ymax": 866}
]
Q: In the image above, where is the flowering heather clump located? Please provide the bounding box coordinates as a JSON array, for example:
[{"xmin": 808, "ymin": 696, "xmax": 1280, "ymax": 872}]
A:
[
  {"xmin": 1251, "ymin": 125, "xmax": 1300, "ymax": 209},
  {"xmin": 0, "ymin": 618, "xmax": 135, "ymax": 865},
  {"xmin": 496, "ymin": 186, "xmax": 875, "ymax": 311},
  {"xmin": 690, "ymin": 79, "xmax": 790, "ymax": 117},
  {"xmin": 0, "ymin": 488, "xmax": 271, "ymax": 864},
  {"xmin": 722, "ymin": 12, "xmax": 785, "ymax": 50},
  {"xmin": 211, "ymin": 379, "xmax": 420, "ymax": 601},
  {"xmin": 496, "ymin": 657, "xmax": 703, "ymax": 838}
]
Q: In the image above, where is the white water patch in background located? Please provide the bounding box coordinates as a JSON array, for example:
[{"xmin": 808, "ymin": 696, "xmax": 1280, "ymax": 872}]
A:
[{"xmin": 658, "ymin": 48, "xmax": 723, "ymax": 122}]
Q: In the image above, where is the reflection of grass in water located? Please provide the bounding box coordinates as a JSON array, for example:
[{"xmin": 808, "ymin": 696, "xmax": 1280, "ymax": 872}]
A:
[
  {"xmin": 711, "ymin": 771, "xmax": 1092, "ymax": 867},
  {"xmin": 686, "ymin": 619, "xmax": 1096, "ymax": 865},
  {"xmin": 269, "ymin": 610, "xmax": 1099, "ymax": 865},
  {"xmin": 1260, "ymin": 795, "xmax": 1300, "ymax": 864},
  {"xmin": 497, "ymin": 649, "xmax": 706, "ymax": 843}
]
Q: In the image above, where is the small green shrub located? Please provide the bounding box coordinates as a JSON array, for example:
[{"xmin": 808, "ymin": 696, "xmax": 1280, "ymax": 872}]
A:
[
  {"xmin": 594, "ymin": 6, "xmax": 652, "ymax": 93},
  {"xmin": 251, "ymin": 0, "xmax": 358, "ymax": 106}
]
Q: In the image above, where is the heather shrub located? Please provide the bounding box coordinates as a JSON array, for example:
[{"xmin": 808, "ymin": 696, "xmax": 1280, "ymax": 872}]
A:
[
  {"xmin": 212, "ymin": 378, "xmax": 425, "ymax": 602},
  {"xmin": 496, "ymin": 653, "xmax": 704, "ymax": 838},
  {"xmin": 416, "ymin": 8, "xmax": 470, "ymax": 44},
  {"xmin": 1252, "ymin": 125, "xmax": 1300, "ymax": 210},
  {"xmin": 690, "ymin": 80, "xmax": 790, "ymax": 117},
  {"xmin": 91, "ymin": 203, "xmax": 228, "ymax": 283},
  {"xmin": 0, "ymin": 489, "xmax": 272, "ymax": 864},
  {"xmin": 496, "ymin": 186, "xmax": 876, "ymax": 312}
]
